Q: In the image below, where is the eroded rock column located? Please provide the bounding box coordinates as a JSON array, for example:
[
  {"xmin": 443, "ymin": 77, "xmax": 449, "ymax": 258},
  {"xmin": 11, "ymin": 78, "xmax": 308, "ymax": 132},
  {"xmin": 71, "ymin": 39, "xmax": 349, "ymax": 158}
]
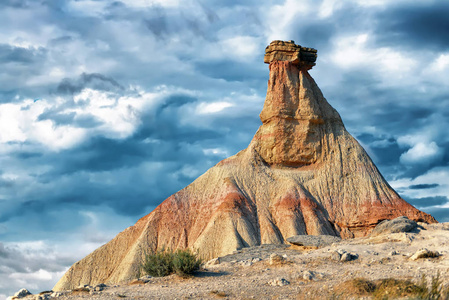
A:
[{"xmin": 254, "ymin": 40, "xmax": 324, "ymax": 166}]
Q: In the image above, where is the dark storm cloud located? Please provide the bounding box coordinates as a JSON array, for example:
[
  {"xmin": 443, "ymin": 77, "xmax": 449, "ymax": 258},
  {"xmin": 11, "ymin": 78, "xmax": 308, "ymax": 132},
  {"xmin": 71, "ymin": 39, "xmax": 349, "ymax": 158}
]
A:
[
  {"xmin": 424, "ymin": 207, "xmax": 449, "ymax": 222},
  {"xmin": 0, "ymin": 44, "xmax": 48, "ymax": 101},
  {"xmin": 0, "ymin": 89, "xmax": 248, "ymax": 223},
  {"xmin": 327, "ymin": 66, "xmax": 449, "ymax": 179},
  {"xmin": 404, "ymin": 196, "xmax": 448, "ymax": 208},
  {"xmin": 55, "ymin": 137, "xmax": 149, "ymax": 174},
  {"xmin": 48, "ymin": 35, "xmax": 73, "ymax": 46},
  {"xmin": 0, "ymin": 44, "xmax": 47, "ymax": 64},
  {"xmin": 0, "ymin": 0, "xmax": 28, "ymax": 8},
  {"xmin": 408, "ymin": 184, "xmax": 439, "ymax": 190},
  {"xmin": 144, "ymin": 6, "xmax": 169, "ymax": 39},
  {"xmin": 195, "ymin": 59, "xmax": 266, "ymax": 82},
  {"xmin": 139, "ymin": 94, "xmax": 226, "ymax": 143},
  {"xmin": 356, "ymin": 133, "xmax": 403, "ymax": 167},
  {"xmin": 56, "ymin": 73, "xmax": 124, "ymax": 95},
  {"xmin": 375, "ymin": 2, "xmax": 449, "ymax": 50}
]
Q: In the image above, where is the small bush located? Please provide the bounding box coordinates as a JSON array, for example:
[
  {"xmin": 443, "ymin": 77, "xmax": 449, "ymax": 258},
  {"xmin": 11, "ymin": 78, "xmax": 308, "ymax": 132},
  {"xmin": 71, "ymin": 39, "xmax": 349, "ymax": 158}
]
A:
[
  {"xmin": 172, "ymin": 249, "xmax": 202, "ymax": 276},
  {"xmin": 141, "ymin": 249, "xmax": 173, "ymax": 277},
  {"xmin": 141, "ymin": 248, "xmax": 201, "ymax": 277}
]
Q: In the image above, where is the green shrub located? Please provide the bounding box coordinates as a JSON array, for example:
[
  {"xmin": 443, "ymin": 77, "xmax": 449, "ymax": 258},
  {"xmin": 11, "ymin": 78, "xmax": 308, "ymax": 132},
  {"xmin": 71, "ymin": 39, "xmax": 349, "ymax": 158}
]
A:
[
  {"xmin": 141, "ymin": 249, "xmax": 173, "ymax": 277},
  {"xmin": 141, "ymin": 248, "xmax": 201, "ymax": 277},
  {"xmin": 172, "ymin": 249, "xmax": 202, "ymax": 276}
]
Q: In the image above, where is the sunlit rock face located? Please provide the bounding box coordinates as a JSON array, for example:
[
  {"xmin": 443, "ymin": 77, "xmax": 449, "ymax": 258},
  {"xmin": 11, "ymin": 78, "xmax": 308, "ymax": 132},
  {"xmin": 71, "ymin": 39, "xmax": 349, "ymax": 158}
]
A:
[
  {"xmin": 255, "ymin": 41, "xmax": 338, "ymax": 167},
  {"xmin": 54, "ymin": 41, "xmax": 436, "ymax": 291}
]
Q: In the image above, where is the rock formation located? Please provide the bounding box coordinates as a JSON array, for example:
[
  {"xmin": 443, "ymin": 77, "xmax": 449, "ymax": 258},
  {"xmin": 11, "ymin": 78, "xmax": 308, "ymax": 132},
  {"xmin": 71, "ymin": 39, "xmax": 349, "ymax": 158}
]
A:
[{"xmin": 54, "ymin": 40, "xmax": 436, "ymax": 291}]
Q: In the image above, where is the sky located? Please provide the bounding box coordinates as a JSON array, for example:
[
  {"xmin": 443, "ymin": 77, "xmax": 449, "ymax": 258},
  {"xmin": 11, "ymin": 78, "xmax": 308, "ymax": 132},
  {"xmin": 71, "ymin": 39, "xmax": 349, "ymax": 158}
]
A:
[{"xmin": 0, "ymin": 0, "xmax": 448, "ymax": 297}]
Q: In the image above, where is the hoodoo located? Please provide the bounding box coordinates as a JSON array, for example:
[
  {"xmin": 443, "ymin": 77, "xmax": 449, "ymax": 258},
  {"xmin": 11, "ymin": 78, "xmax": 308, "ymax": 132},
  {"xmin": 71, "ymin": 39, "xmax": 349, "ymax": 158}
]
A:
[{"xmin": 54, "ymin": 40, "xmax": 435, "ymax": 290}]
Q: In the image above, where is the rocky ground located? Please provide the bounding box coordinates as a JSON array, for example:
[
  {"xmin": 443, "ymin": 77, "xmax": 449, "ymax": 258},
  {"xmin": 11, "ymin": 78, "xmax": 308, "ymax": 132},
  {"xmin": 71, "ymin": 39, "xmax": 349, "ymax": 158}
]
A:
[{"xmin": 11, "ymin": 222, "xmax": 449, "ymax": 300}]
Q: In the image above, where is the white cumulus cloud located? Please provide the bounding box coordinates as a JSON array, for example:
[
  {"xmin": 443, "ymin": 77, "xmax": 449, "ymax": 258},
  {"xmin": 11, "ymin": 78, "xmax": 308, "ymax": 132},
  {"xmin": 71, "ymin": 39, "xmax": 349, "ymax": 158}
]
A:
[{"xmin": 400, "ymin": 141, "xmax": 443, "ymax": 165}]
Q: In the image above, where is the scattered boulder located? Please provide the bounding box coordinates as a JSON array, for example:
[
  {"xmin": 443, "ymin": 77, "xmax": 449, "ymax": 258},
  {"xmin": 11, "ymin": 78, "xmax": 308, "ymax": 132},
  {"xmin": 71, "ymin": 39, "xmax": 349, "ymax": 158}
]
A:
[
  {"xmin": 409, "ymin": 248, "xmax": 440, "ymax": 261},
  {"xmin": 268, "ymin": 278, "xmax": 290, "ymax": 286},
  {"xmin": 34, "ymin": 294, "xmax": 50, "ymax": 300},
  {"xmin": 286, "ymin": 235, "xmax": 341, "ymax": 248},
  {"xmin": 269, "ymin": 253, "xmax": 285, "ymax": 265},
  {"xmin": 50, "ymin": 292, "xmax": 64, "ymax": 298},
  {"xmin": 302, "ymin": 271, "xmax": 324, "ymax": 281},
  {"xmin": 331, "ymin": 251, "xmax": 342, "ymax": 261},
  {"xmin": 93, "ymin": 283, "xmax": 107, "ymax": 292},
  {"xmin": 239, "ymin": 260, "xmax": 252, "ymax": 267},
  {"xmin": 303, "ymin": 271, "xmax": 315, "ymax": 281},
  {"xmin": 341, "ymin": 252, "xmax": 358, "ymax": 262},
  {"xmin": 205, "ymin": 257, "xmax": 220, "ymax": 267},
  {"xmin": 14, "ymin": 289, "xmax": 32, "ymax": 298},
  {"xmin": 371, "ymin": 216, "xmax": 418, "ymax": 236},
  {"xmin": 7, "ymin": 289, "xmax": 32, "ymax": 300},
  {"xmin": 138, "ymin": 275, "xmax": 152, "ymax": 283},
  {"xmin": 331, "ymin": 249, "xmax": 358, "ymax": 262}
]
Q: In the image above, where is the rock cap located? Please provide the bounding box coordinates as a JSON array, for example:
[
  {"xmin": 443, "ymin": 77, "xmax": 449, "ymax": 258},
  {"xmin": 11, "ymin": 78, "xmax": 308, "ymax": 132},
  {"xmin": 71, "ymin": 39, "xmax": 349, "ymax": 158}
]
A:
[{"xmin": 264, "ymin": 40, "xmax": 317, "ymax": 67}]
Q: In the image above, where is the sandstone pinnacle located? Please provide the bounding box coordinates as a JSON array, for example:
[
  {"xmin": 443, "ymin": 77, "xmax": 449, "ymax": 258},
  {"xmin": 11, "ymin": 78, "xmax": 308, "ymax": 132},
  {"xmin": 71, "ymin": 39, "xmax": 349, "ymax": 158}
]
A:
[{"xmin": 53, "ymin": 40, "xmax": 436, "ymax": 291}]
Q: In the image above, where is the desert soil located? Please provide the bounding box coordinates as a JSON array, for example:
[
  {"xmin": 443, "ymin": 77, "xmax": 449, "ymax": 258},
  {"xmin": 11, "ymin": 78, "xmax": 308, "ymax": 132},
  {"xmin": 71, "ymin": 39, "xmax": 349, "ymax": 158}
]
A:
[{"xmin": 17, "ymin": 223, "xmax": 449, "ymax": 300}]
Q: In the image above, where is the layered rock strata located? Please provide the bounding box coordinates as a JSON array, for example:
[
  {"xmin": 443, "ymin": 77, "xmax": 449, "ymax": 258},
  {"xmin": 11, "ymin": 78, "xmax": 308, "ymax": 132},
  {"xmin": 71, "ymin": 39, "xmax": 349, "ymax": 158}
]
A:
[{"xmin": 54, "ymin": 40, "xmax": 435, "ymax": 291}]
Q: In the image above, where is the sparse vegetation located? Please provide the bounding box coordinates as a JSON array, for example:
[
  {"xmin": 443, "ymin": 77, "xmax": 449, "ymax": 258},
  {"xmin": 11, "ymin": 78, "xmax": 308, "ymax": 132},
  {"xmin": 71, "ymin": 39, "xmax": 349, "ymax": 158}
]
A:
[
  {"xmin": 209, "ymin": 290, "xmax": 227, "ymax": 298},
  {"xmin": 335, "ymin": 273, "xmax": 449, "ymax": 300},
  {"xmin": 415, "ymin": 273, "xmax": 449, "ymax": 300},
  {"xmin": 172, "ymin": 249, "xmax": 202, "ymax": 276},
  {"xmin": 71, "ymin": 287, "xmax": 90, "ymax": 294},
  {"xmin": 372, "ymin": 278, "xmax": 424, "ymax": 299},
  {"xmin": 141, "ymin": 249, "xmax": 174, "ymax": 277},
  {"xmin": 141, "ymin": 248, "xmax": 202, "ymax": 277}
]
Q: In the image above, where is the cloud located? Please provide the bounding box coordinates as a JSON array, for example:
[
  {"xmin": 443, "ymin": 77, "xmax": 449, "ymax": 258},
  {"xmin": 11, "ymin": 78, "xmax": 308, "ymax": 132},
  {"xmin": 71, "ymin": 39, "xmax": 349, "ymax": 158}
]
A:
[
  {"xmin": 375, "ymin": 2, "xmax": 449, "ymax": 51},
  {"xmin": 56, "ymin": 73, "xmax": 124, "ymax": 95},
  {"xmin": 400, "ymin": 141, "xmax": 443, "ymax": 165},
  {"xmin": 0, "ymin": 241, "xmax": 69, "ymax": 296},
  {"xmin": 408, "ymin": 184, "xmax": 439, "ymax": 190},
  {"xmin": 404, "ymin": 196, "xmax": 448, "ymax": 208},
  {"xmin": 0, "ymin": 207, "xmax": 135, "ymax": 297}
]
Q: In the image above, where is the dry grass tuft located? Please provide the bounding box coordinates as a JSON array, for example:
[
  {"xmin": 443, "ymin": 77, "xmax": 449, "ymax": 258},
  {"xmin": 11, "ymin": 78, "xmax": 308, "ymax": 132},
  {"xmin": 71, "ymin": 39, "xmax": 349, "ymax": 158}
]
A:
[
  {"xmin": 334, "ymin": 274, "xmax": 449, "ymax": 300},
  {"xmin": 71, "ymin": 287, "xmax": 90, "ymax": 294},
  {"xmin": 334, "ymin": 278, "xmax": 376, "ymax": 296},
  {"xmin": 372, "ymin": 278, "xmax": 424, "ymax": 299},
  {"xmin": 38, "ymin": 291, "xmax": 52, "ymax": 295},
  {"xmin": 128, "ymin": 279, "xmax": 146, "ymax": 285},
  {"xmin": 209, "ymin": 290, "xmax": 227, "ymax": 298}
]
